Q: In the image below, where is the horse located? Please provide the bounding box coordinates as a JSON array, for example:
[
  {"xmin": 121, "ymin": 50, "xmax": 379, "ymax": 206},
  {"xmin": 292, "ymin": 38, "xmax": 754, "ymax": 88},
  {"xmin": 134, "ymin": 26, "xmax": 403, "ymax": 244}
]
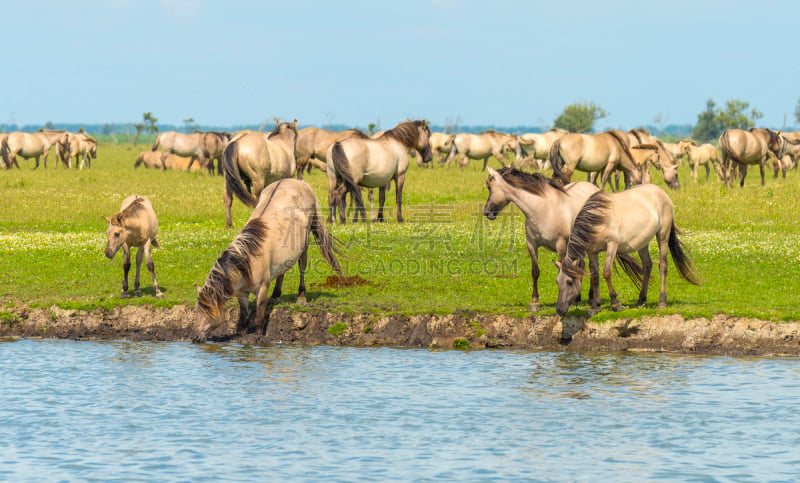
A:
[
  {"xmin": 483, "ymin": 167, "xmax": 600, "ymax": 311},
  {"xmin": 194, "ymin": 178, "xmax": 343, "ymax": 340},
  {"xmin": 514, "ymin": 128, "xmax": 568, "ymax": 170},
  {"xmin": 779, "ymin": 131, "xmax": 800, "ymax": 170},
  {"xmin": 680, "ymin": 140, "xmax": 721, "ymax": 182},
  {"xmin": 718, "ymin": 128, "xmax": 785, "ymax": 187},
  {"xmin": 295, "ymin": 127, "xmax": 368, "ymax": 179},
  {"xmin": 327, "ymin": 120, "xmax": 432, "ymax": 224},
  {"xmin": 201, "ymin": 131, "xmax": 231, "ymax": 175},
  {"xmin": 222, "ymin": 120, "xmax": 298, "ymax": 228},
  {"xmin": 58, "ymin": 130, "xmax": 97, "ymax": 169},
  {"xmin": 549, "ymin": 130, "xmax": 643, "ymax": 191},
  {"xmin": 626, "ymin": 128, "xmax": 680, "ymax": 189},
  {"xmin": 103, "ymin": 196, "xmax": 163, "ymax": 299},
  {"xmin": 554, "ymin": 183, "xmax": 700, "ymax": 316},
  {"xmin": 427, "ymin": 132, "xmax": 456, "ymax": 166},
  {"xmin": 134, "ymin": 151, "xmax": 203, "ymax": 172},
  {"xmin": 1, "ymin": 129, "xmax": 65, "ymax": 169},
  {"xmin": 151, "ymin": 131, "xmax": 211, "ymax": 173},
  {"xmin": 442, "ymin": 130, "xmax": 516, "ymax": 171}
]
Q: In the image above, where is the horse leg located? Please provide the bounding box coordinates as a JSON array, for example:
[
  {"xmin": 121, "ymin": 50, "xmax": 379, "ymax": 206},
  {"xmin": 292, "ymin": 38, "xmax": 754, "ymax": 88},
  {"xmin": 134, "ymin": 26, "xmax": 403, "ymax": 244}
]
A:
[
  {"xmin": 658, "ymin": 233, "xmax": 670, "ymax": 309},
  {"xmin": 236, "ymin": 295, "xmax": 250, "ymax": 332},
  {"xmin": 759, "ymin": 162, "xmax": 766, "ymax": 186},
  {"xmin": 375, "ymin": 186, "xmax": 386, "ymax": 222},
  {"xmin": 269, "ymin": 274, "xmax": 283, "ymax": 304},
  {"xmin": 327, "ymin": 178, "xmax": 338, "ymax": 224},
  {"xmin": 337, "ymin": 185, "xmax": 347, "ymax": 224},
  {"xmin": 527, "ymin": 243, "xmax": 540, "ymax": 312},
  {"xmin": 482, "ymin": 156, "xmax": 489, "ymax": 172},
  {"xmin": 159, "ymin": 151, "xmax": 168, "ymax": 170},
  {"xmin": 368, "ymin": 188, "xmax": 375, "ymax": 221},
  {"xmin": 144, "ymin": 242, "xmax": 163, "ymax": 298},
  {"xmin": 636, "ymin": 248, "xmax": 652, "ymax": 306},
  {"xmin": 254, "ymin": 279, "xmax": 272, "ymax": 335},
  {"xmin": 296, "ymin": 155, "xmax": 308, "ymax": 180},
  {"xmin": 133, "ymin": 247, "xmax": 144, "ymax": 297},
  {"xmin": 33, "ymin": 155, "xmax": 40, "ymax": 170},
  {"xmin": 121, "ymin": 245, "xmax": 131, "ymax": 298},
  {"xmin": 224, "ymin": 185, "xmax": 234, "ymax": 228},
  {"xmin": 739, "ymin": 164, "xmax": 748, "ymax": 187},
  {"xmin": 296, "ymin": 250, "xmax": 308, "ymax": 305},
  {"xmin": 395, "ymin": 174, "xmax": 405, "ymax": 222},
  {"xmin": 603, "ymin": 243, "xmax": 621, "ymax": 311},
  {"xmin": 588, "ymin": 252, "xmax": 601, "ymax": 313}
]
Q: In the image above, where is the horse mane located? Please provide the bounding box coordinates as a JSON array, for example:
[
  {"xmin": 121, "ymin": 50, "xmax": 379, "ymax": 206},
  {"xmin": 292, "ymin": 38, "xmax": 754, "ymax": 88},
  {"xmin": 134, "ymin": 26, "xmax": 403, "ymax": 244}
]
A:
[
  {"xmin": 383, "ymin": 120, "xmax": 427, "ymax": 148},
  {"xmin": 344, "ymin": 129, "xmax": 369, "ymax": 139},
  {"xmin": 607, "ymin": 130, "xmax": 636, "ymax": 164},
  {"xmin": 268, "ymin": 122, "xmax": 296, "ymax": 139},
  {"xmin": 550, "ymin": 128, "xmax": 568, "ymax": 133},
  {"xmin": 749, "ymin": 128, "xmax": 782, "ymax": 150},
  {"xmin": 110, "ymin": 197, "xmax": 147, "ymax": 225},
  {"xmin": 196, "ymin": 218, "xmax": 268, "ymax": 319},
  {"xmin": 496, "ymin": 167, "xmax": 566, "ymax": 196},
  {"xmin": 563, "ymin": 192, "xmax": 612, "ymax": 278}
]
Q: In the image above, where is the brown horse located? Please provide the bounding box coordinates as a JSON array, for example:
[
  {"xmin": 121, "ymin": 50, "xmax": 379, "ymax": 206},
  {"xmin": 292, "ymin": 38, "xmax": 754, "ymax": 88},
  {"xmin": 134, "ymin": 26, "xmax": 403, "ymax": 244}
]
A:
[
  {"xmin": 327, "ymin": 120, "xmax": 432, "ymax": 223},
  {"xmin": 295, "ymin": 127, "xmax": 368, "ymax": 179},
  {"xmin": 194, "ymin": 179, "xmax": 343, "ymax": 340},
  {"xmin": 57, "ymin": 130, "xmax": 97, "ymax": 169},
  {"xmin": 201, "ymin": 131, "xmax": 231, "ymax": 175},
  {"xmin": 134, "ymin": 151, "xmax": 203, "ymax": 172},
  {"xmin": 428, "ymin": 132, "xmax": 456, "ymax": 165},
  {"xmin": 222, "ymin": 120, "xmax": 298, "ymax": 227},
  {"xmin": 104, "ymin": 196, "xmax": 163, "ymax": 299},
  {"xmin": 549, "ymin": 130, "xmax": 642, "ymax": 191},
  {"xmin": 554, "ymin": 184, "xmax": 700, "ymax": 315},
  {"xmin": 626, "ymin": 129, "xmax": 680, "ymax": 189},
  {"xmin": 152, "ymin": 131, "xmax": 211, "ymax": 173},
  {"xmin": 514, "ymin": 128, "xmax": 568, "ymax": 170},
  {"xmin": 718, "ymin": 128, "xmax": 785, "ymax": 187},
  {"xmin": 1, "ymin": 129, "xmax": 66, "ymax": 169}
]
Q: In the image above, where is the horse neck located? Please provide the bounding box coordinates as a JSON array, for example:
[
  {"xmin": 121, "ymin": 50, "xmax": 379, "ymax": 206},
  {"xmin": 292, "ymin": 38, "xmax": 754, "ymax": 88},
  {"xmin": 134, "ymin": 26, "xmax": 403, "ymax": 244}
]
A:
[{"xmin": 502, "ymin": 183, "xmax": 565, "ymax": 225}]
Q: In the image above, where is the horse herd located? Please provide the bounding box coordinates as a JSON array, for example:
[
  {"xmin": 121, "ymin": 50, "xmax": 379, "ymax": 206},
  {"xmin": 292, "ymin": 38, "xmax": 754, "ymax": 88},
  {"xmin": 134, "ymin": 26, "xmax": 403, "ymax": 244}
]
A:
[
  {"xmin": 1, "ymin": 129, "xmax": 97, "ymax": 170},
  {"xmin": 6, "ymin": 121, "xmax": 797, "ymax": 341}
]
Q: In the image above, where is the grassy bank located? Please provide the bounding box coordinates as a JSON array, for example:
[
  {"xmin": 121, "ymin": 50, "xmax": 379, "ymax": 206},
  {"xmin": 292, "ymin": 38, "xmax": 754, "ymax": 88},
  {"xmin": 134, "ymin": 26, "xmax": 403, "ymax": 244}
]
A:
[{"xmin": 2, "ymin": 143, "xmax": 799, "ymax": 322}]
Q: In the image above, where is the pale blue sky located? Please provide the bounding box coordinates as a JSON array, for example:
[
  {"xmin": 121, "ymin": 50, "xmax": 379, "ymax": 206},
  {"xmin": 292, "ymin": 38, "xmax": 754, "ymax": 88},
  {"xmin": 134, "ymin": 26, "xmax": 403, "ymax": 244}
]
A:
[{"xmin": 4, "ymin": 0, "xmax": 799, "ymax": 129}]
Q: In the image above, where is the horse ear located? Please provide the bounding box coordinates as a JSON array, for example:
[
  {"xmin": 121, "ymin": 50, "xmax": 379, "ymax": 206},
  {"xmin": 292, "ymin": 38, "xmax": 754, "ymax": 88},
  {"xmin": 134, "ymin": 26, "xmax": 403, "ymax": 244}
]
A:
[
  {"xmin": 102, "ymin": 216, "xmax": 111, "ymax": 224},
  {"xmin": 292, "ymin": 119, "xmax": 298, "ymax": 128},
  {"xmin": 552, "ymin": 260, "xmax": 562, "ymax": 270},
  {"xmin": 487, "ymin": 166, "xmax": 499, "ymax": 178},
  {"xmin": 194, "ymin": 283, "xmax": 201, "ymax": 294}
]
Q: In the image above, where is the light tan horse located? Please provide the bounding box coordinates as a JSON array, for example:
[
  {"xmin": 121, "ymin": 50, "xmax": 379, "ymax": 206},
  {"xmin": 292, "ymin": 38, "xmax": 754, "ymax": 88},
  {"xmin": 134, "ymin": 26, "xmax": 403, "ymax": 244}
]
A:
[
  {"xmin": 428, "ymin": 132, "xmax": 456, "ymax": 166},
  {"xmin": 779, "ymin": 131, "xmax": 800, "ymax": 171},
  {"xmin": 442, "ymin": 130, "xmax": 517, "ymax": 171},
  {"xmin": 718, "ymin": 128, "xmax": 786, "ymax": 187},
  {"xmin": 626, "ymin": 129, "xmax": 680, "ymax": 189},
  {"xmin": 103, "ymin": 196, "xmax": 163, "ymax": 299},
  {"xmin": 222, "ymin": 120, "xmax": 298, "ymax": 228},
  {"xmin": 134, "ymin": 151, "xmax": 203, "ymax": 172},
  {"xmin": 194, "ymin": 179, "xmax": 343, "ymax": 340},
  {"xmin": 483, "ymin": 167, "xmax": 600, "ymax": 312},
  {"xmin": 555, "ymin": 184, "xmax": 700, "ymax": 315},
  {"xmin": 549, "ymin": 130, "xmax": 642, "ymax": 191},
  {"xmin": 1, "ymin": 129, "xmax": 65, "ymax": 169},
  {"xmin": 514, "ymin": 128, "xmax": 568, "ymax": 170},
  {"xmin": 679, "ymin": 140, "xmax": 721, "ymax": 182},
  {"xmin": 201, "ymin": 131, "xmax": 231, "ymax": 175},
  {"xmin": 57, "ymin": 130, "xmax": 97, "ymax": 169},
  {"xmin": 295, "ymin": 127, "xmax": 368, "ymax": 179},
  {"xmin": 152, "ymin": 131, "xmax": 211, "ymax": 172},
  {"xmin": 327, "ymin": 120, "xmax": 432, "ymax": 224}
]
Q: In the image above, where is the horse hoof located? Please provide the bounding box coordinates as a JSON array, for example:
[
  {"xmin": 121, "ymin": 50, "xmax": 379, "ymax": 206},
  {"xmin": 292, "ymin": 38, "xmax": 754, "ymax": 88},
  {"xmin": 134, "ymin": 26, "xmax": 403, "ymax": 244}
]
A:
[
  {"xmin": 658, "ymin": 303, "xmax": 667, "ymax": 310},
  {"xmin": 120, "ymin": 292, "xmax": 130, "ymax": 299},
  {"xmin": 267, "ymin": 297, "xmax": 281, "ymax": 305},
  {"xmin": 528, "ymin": 302, "xmax": 540, "ymax": 313},
  {"xmin": 155, "ymin": 293, "xmax": 164, "ymax": 299},
  {"xmin": 611, "ymin": 303, "xmax": 623, "ymax": 312},
  {"xmin": 134, "ymin": 290, "xmax": 143, "ymax": 297},
  {"xmin": 295, "ymin": 295, "xmax": 308, "ymax": 306}
]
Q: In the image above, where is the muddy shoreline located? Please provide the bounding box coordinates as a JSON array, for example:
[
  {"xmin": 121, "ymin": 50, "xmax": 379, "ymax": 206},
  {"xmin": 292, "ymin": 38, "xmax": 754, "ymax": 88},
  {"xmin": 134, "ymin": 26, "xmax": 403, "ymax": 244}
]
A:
[{"xmin": 2, "ymin": 304, "xmax": 799, "ymax": 356}]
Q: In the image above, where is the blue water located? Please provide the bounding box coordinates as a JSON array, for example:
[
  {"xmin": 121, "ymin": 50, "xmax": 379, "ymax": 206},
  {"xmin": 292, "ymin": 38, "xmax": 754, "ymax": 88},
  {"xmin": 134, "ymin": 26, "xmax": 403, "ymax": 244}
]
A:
[{"xmin": 1, "ymin": 340, "xmax": 799, "ymax": 481}]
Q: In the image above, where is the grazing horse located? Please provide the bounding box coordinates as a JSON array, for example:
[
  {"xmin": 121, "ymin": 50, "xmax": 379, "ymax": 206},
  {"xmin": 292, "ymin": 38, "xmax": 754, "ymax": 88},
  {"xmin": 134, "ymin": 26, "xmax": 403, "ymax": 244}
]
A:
[
  {"xmin": 222, "ymin": 120, "xmax": 298, "ymax": 228},
  {"xmin": 428, "ymin": 132, "xmax": 456, "ymax": 166},
  {"xmin": 295, "ymin": 127, "xmax": 368, "ymax": 179},
  {"xmin": 549, "ymin": 130, "xmax": 642, "ymax": 191},
  {"xmin": 201, "ymin": 131, "xmax": 231, "ymax": 175},
  {"xmin": 152, "ymin": 131, "xmax": 210, "ymax": 173},
  {"xmin": 58, "ymin": 130, "xmax": 97, "ymax": 169},
  {"xmin": 327, "ymin": 120, "xmax": 432, "ymax": 223},
  {"xmin": 442, "ymin": 130, "xmax": 517, "ymax": 171},
  {"xmin": 103, "ymin": 196, "xmax": 163, "ymax": 299},
  {"xmin": 554, "ymin": 184, "xmax": 700, "ymax": 315},
  {"xmin": 779, "ymin": 131, "xmax": 800, "ymax": 170},
  {"xmin": 626, "ymin": 129, "xmax": 680, "ymax": 189},
  {"xmin": 483, "ymin": 167, "xmax": 599, "ymax": 311},
  {"xmin": 194, "ymin": 179, "xmax": 343, "ymax": 340},
  {"xmin": 1, "ymin": 130, "xmax": 65, "ymax": 169},
  {"xmin": 134, "ymin": 151, "xmax": 203, "ymax": 172},
  {"xmin": 514, "ymin": 128, "xmax": 568, "ymax": 170},
  {"xmin": 718, "ymin": 128, "xmax": 785, "ymax": 187},
  {"xmin": 680, "ymin": 140, "xmax": 721, "ymax": 182}
]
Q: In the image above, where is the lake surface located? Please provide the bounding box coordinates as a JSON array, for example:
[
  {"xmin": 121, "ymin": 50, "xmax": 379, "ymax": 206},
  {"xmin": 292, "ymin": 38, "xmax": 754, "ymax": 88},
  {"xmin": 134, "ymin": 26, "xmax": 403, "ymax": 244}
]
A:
[{"xmin": 1, "ymin": 339, "xmax": 799, "ymax": 481}]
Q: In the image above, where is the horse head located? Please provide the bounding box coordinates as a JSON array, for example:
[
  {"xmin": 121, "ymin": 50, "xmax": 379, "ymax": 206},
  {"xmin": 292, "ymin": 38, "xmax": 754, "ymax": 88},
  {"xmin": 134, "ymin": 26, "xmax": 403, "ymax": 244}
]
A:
[
  {"xmin": 414, "ymin": 120, "xmax": 433, "ymax": 164},
  {"xmin": 103, "ymin": 216, "xmax": 129, "ymax": 259},
  {"xmin": 554, "ymin": 258, "xmax": 585, "ymax": 316},
  {"xmin": 483, "ymin": 167, "xmax": 510, "ymax": 220}
]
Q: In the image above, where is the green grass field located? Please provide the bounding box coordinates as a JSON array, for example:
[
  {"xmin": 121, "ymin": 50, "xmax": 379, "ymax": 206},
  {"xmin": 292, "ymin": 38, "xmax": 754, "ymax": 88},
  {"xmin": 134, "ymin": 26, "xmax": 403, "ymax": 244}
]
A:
[{"xmin": 2, "ymin": 143, "xmax": 799, "ymax": 322}]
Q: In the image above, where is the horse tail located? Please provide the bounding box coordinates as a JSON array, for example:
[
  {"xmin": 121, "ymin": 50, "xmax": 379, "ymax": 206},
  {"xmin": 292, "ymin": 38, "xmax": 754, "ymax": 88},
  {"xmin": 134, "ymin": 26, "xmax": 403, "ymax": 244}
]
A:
[
  {"xmin": 614, "ymin": 253, "xmax": 644, "ymax": 290},
  {"xmin": 151, "ymin": 133, "xmax": 161, "ymax": 152},
  {"xmin": 310, "ymin": 202, "xmax": 344, "ymax": 276},
  {"xmin": 151, "ymin": 238, "xmax": 160, "ymax": 249},
  {"xmin": 222, "ymin": 138, "xmax": 257, "ymax": 207},
  {"xmin": 549, "ymin": 140, "xmax": 568, "ymax": 183},
  {"xmin": 668, "ymin": 221, "xmax": 701, "ymax": 286},
  {"xmin": 0, "ymin": 137, "xmax": 10, "ymax": 168},
  {"xmin": 718, "ymin": 130, "xmax": 743, "ymax": 165},
  {"xmin": 331, "ymin": 141, "xmax": 363, "ymax": 209},
  {"xmin": 134, "ymin": 153, "xmax": 143, "ymax": 168}
]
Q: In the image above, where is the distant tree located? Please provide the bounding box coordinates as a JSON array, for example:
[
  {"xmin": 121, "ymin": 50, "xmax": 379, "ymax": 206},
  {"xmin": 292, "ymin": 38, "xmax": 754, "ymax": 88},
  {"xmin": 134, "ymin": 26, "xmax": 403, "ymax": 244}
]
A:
[
  {"xmin": 692, "ymin": 99, "xmax": 723, "ymax": 143},
  {"xmin": 133, "ymin": 112, "xmax": 158, "ymax": 144},
  {"xmin": 183, "ymin": 117, "xmax": 198, "ymax": 133},
  {"xmin": 553, "ymin": 102, "xmax": 607, "ymax": 133},
  {"xmin": 43, "ymin": 120, "xmax": 55, "ymax": 130},
  {"xmin": 133, "ymin": 123, "xmax": 145, "ymax": 144},
  {"xmin": 367, "ymin": 123, "xmax": 377, "ymax": 136}
]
